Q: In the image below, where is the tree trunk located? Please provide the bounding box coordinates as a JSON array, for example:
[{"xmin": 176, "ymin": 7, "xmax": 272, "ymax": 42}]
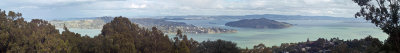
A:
[{"xmin": 384, "ymin": 33, "xmax": 400, "ymax": 52}]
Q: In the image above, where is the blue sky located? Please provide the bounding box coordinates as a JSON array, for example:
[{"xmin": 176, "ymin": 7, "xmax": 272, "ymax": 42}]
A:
[{"xmin": 0, "ymin": 0, "xmax": 359, "ymax": 18}]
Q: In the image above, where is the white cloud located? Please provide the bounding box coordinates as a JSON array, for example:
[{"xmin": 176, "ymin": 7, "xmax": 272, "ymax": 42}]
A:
[{"xmin": 130, "ymin": 3, "xmax": 147, "ymax": 8}]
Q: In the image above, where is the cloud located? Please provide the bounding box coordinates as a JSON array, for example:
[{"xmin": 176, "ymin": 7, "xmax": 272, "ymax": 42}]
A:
[
  {"xmin": 130, "ymin": 2, "xmax": 147, "ymax": 8},
  {"xmin": 0, "ymin": 0, "xmax": 360, "ymax": 18}
]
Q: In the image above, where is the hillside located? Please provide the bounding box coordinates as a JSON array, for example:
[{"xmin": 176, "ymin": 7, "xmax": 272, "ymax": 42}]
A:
[{"xmin": 225, "ymin": 18, "xmax": 292, "ymax": 29}]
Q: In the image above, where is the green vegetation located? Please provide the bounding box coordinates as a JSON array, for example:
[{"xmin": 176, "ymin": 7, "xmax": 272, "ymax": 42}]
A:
[
  {"xmin": 194, "ymin": 39, "xmax": 240, "ymax": 53},
  {"xmin": 225, "ymin": 18, "xmax": 292, "ymax": 29},
  {"xmin": 0, "ymin": 9, "xmax": 67, "ymax": 53},
  {"xmin": 268, "ymin": 36, "xmax": 382, "ymax": 53},
  {"xmin": 0, "ymin": 9, "xmax": 389, "ymax": 53},
  {"xmin": 353, "ymin": 0, "xmax": 400, "ymax": 52}
]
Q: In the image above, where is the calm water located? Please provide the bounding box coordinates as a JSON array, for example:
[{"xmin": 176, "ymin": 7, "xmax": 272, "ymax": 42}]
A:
[
  {"xmin": 168, "ymin": 19, "xmax": 387, "ymax": 48},
  {"xmin": 57, "ymin": 18, "xmax": 388, "ymax": 48}
]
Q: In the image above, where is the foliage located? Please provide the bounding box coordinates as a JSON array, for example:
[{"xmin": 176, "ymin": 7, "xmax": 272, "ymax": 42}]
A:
[
  {"xmin": 193, "ymin": 39, "xmax": 240, "ymax": 53},
  {"xmin": 353, "ymin": 0, "xmax": 400, "ymax": 52},
  {"xmin": 0, "ymin": 9, "xmax": 68, "ymax": 53},
  {"xmin": 269, "ymin": 36, "xmax": 382, "ymax": 53},
  {"xmin": 241, "ymin": 44, "xmax": 272, "ymax": 53},
  {"xmin": 0, "ymin": 10, "xmax": 178, "ymax": 53}
]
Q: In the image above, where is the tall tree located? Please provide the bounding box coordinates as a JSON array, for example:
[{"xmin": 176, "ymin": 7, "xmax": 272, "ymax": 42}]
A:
[
  {"xmin": 353, "ymin": 0, "xmax": 400, "ymax": 52},
  {"xmin": 100, "ymin": 16, "xmax": 174, "ymax": 53},
  {"xmin": 100, "ymin": 16, "xmax": 138, "ymax": 53}
]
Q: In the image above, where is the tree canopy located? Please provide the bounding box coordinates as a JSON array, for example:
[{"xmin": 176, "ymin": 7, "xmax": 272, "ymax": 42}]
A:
[{"xmin": 353, "ymin": 0, "xmax": 400, "ymax": 52}]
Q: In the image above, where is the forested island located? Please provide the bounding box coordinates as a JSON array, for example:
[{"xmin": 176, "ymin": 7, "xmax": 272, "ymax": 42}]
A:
[{"xmin": 225, "ymin": 18, "xmax": 292, "ymax": 29}]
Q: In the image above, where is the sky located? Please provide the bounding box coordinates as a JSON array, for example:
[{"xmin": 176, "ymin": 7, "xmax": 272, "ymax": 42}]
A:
[{"xmin": 0, "ymin": 0, "xmax": 360, "ymax": 18}]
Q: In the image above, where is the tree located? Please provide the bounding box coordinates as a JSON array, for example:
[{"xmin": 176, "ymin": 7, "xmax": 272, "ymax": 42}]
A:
[
  {"xmin": 100, "ymin": 16, "xmax": 138, "ymax": 53},
  {"xmin": 194, "ymin": 39, "xmax": 240, "ymax": 53},
  {"xmin": 172, "ymin": 29, "xmax": 191, "ymax": 53},
  {"xmin": 178, "ymin": 41, "xmax": 190, "ymax": 53},
  {"xmin": 241, "ymin": 44, "xmax": 272, "ymax": 53},
  {"xmin": 177, "ymin": 29, "xmax": 183, "ymax": 38},
  {"xmin": 0, "ymin": 9, "xmax": 71, "ymax": 53},
  {"xmin": 100, "ymin": 16, "xmax": 174, "ymax": 53},
  {"xmin": 353, "ymin": 0, "xmax": 400, "ymax": 52},
  {"xmin": 253, "ymin": 44, "xmax": 272, "ymax": 53}
]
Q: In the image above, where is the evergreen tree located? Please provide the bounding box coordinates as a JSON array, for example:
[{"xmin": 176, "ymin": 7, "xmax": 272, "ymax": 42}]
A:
[
  {"xmin": 194, "ymin": 39, "xmax": 240, "ymax": 53},
  {"xmin": 353, "ymin": 0, "xmax": 400, "ymax": 52}
]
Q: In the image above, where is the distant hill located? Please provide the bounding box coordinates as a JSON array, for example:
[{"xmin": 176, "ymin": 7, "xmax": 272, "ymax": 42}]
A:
[
  {"xmin": 225, "ymin": 18, "xmax": 292, "ymax": 29},
  {"xmin": 130, "ymin": 18, "xmax": 196, "ymax": 27},
  {"xmin": 50, "ymin": 17, "xmax": 237, "ymax": 34},
  {"xmin": 162, "ymin": 14, "xmax": 352, "ymax": 20},
  {"xmin": 130, "ymin": 18, "xmax": 237, "ymax": 34}
]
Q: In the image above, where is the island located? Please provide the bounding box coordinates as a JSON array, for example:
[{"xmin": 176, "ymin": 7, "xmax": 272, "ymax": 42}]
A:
[{"xmin": 225, "ymin": 18, "xmax": 292, "ymax": 29}]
